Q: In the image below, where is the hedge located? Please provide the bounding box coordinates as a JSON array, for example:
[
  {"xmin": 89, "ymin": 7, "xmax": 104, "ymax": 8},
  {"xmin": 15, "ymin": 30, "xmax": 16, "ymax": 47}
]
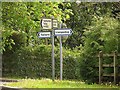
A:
[{"xmin": 2, "ymin": 45, "xmax": 80, "ymax": 80}]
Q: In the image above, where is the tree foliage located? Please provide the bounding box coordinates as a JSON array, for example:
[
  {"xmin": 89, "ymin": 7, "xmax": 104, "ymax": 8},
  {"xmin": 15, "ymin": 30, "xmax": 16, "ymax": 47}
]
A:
[
  {"xmin": 1, "ymin": 2, "xmax": 72, "ymax": 53},
  {"xmin": 65, "ymin": 2, "xmax": 120, "ymax": 50}
]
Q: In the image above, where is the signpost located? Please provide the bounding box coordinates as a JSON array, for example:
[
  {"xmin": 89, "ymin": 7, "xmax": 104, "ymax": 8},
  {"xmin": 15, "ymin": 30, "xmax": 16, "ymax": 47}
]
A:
[
  {"xmin": 54, "ymin": 29, "xmax": 72, "ymax": 36},
  {"xmin": 41, "ymin": 19, "xmax": 58, "ymax": 29},
  {"xmin": 56, "ymin": 25, "xmax": 73, "ymax": 80},
  {"xmin": 41, "ymin": 18, "xmax": 55, "ymax": 81},
  {"xmin": 39, "ymin": 18, "xmax": 72, "ymax": 81},
  {"xmin": 41, "ymin": 18, "xmax": 52, "ymax": 29},
  {"xmin": 53, "ymin": 19, "xmax": 58, "ymax": 28},
  {"xmin": 38, "ymin": 32, "xmax": 51, "ymax": 38}
]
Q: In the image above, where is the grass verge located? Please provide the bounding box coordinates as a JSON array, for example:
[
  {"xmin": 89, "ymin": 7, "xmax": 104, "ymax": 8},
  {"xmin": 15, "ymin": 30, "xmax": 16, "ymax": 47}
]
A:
[{"xmin": 4, "ymin": 78, "xmax": 120, "ymax": 88}]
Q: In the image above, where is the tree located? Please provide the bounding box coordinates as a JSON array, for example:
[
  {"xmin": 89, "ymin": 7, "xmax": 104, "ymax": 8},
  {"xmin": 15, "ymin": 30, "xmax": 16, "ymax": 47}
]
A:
[
  {"xmin": 1, "ymin": 2, "xmax": 72, "ymax": 53},
  {"xmin": 65, "ymin": 2, "xmax": 120, "ymax": 49}
]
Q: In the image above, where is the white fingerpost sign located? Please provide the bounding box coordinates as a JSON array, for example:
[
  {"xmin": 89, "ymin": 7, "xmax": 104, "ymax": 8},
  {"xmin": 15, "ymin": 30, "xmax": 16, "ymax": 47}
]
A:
[
  {"xmin": 41, "ymin": 18, "xmax": 52, "ymax": 29},
  {"xmin": 54, "ymin": 29, "xmax": 72, "ymax": 36},
  {"xmin": 38, "ymin": 32, "xmax": 51, "ymax": 38},
  {"xmin": 53, "ymin": 19, "xmax": 58, "ymax": 28}
]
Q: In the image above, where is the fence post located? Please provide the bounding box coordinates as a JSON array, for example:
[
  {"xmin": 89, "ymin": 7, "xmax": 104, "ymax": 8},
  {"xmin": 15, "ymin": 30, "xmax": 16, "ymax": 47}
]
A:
[
  {"xmin": 99, "ymin": 51, "xmax": 103, "ymax": 84},
  {"xmin": 113, "ymin": 50, "xmax": 118, "ymax": 84}
]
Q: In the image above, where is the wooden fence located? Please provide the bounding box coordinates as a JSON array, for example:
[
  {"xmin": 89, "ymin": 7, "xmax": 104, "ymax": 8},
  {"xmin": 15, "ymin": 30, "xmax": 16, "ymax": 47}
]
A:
[{"xmin": 97, "ymin": 51, "xmax": 120, "ymax": 84}]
